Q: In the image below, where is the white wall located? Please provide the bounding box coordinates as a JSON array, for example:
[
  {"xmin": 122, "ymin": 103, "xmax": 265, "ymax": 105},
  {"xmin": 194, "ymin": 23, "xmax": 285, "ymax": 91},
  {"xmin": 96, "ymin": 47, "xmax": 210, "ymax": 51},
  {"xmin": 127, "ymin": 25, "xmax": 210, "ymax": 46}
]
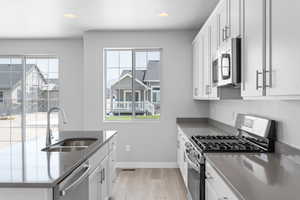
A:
[
  {"xmin": 209, "ymin": 100, "xmax": 300, "ymax": 149},
  {"xmin": 0, "ymin": 39, "xmax": 84, "ymax": 130},
  {"xmin": 83, "ymin": 31, "xmax": 209, "ymax": 163}
]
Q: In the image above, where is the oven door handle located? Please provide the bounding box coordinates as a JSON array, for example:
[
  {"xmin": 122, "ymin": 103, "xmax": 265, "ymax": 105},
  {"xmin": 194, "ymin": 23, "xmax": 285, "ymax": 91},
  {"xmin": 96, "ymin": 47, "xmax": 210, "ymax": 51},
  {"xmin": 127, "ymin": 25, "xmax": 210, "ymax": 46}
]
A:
[
  {"xmin": 59, "ymin": 163, "xmax": 90, "ymax": 196},
  {"xmin": 185, "ymin": 151, "xmax": 200, "ymax": 172}
]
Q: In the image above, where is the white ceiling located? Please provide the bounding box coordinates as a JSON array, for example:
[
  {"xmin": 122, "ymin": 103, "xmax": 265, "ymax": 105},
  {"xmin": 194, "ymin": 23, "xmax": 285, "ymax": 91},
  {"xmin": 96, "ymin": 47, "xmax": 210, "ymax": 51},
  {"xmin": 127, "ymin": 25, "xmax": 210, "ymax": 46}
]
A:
[{"xmin": 0, "ymin": 0, "xmax": 219, "ymax": 38}]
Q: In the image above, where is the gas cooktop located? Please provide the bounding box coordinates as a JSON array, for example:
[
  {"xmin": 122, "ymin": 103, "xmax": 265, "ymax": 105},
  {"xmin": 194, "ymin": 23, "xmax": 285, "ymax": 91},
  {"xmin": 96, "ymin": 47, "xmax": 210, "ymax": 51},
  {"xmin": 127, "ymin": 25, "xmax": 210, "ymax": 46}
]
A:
[
  {"xmin": 189, "ymin": 114, "xmax": 276, "ymax": 153},
  {"xmin": 191, "ymin": 135, "xmax": 265, "ymax": 152}
]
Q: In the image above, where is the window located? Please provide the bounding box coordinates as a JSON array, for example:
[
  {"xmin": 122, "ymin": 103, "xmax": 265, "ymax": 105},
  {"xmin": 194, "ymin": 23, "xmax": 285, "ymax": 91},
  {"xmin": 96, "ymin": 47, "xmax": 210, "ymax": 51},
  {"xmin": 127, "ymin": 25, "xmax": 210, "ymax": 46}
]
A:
[
  {"xmin": 104, "ymin": 49, "xmax": 161, "ymax": 121},
  {"xmin": 0, "ymin": 56, "xmax": 59, "ymax": 148},
  {"xmin": 0, "ymin": 91, "xmax": 3, "ymax": 103}
]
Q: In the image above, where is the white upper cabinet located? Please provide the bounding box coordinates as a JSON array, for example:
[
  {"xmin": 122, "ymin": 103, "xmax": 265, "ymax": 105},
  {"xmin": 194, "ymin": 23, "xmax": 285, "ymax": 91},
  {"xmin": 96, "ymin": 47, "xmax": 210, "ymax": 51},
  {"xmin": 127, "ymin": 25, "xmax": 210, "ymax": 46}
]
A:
[
  {"xmin": 209, "ymin": 15, "xmax": 219, "ymax": 99},
  {"xmin": 228, "ymin": 0, "xmax": 241, "ymax": 38},
  {"xmin": 192, "ymin": 34, "xmax": 204, "ymax": 99},
  {"xmin": 217, "ymin": 0, "xmax": 229, "ymax": 47},
  {"xmin": 265, "ymin": 0, "xmax": 300, "ymax": 98},
  {"xmin": 241, "ymin": 0, "xmax": 265, "ymax": 98},
  {"xmin": 203, "ymin": 25, "xmax": 212, "ymax": 98},
  {"xmin": 192, "ymin": 0, "xmax": 242, "ymax": 100},
  {"xmin": 242, "ymin": 0, "xmax": 300, "ymax": 99}
]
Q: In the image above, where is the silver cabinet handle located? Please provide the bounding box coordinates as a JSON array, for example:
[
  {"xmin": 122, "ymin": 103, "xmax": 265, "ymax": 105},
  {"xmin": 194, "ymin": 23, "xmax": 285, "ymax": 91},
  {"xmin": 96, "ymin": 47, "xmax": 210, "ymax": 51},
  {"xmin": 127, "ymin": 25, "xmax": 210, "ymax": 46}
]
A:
[
  {"xmin": 264, "ymin": 69, "xmax": 272, "ymax": 88},
  {"xmin": 256, "ymin": 70, "xmax": 263, "ymax": 90},
  {"xmin": 102, "ymin": 168, "xmax": 105, "ymax": 182},
  {"xmin": 99, "ymin": 168, "xmax": 103, "ymax": 184},
  {"xmin": 218, "ymin": 197, "xmax": 229, "ymax": 200},
  {"xmin": 60, "ymin": 164, "xmax": 90, "ymax": 196},
  {"xmin": 225, "ymin": 26, "xmax": 230, "ymax": 39},
  {"xmin": 222, "ymin": 28, "xmax": 226, "ymax": 41}
]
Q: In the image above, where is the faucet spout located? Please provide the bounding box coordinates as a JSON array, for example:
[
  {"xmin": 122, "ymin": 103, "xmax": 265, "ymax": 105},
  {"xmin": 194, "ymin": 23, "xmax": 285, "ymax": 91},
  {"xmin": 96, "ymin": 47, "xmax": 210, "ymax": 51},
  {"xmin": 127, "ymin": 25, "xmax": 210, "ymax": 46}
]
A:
[{"xmin": 46, "ymin": 107, "xmax": 68, "ymax": 147}]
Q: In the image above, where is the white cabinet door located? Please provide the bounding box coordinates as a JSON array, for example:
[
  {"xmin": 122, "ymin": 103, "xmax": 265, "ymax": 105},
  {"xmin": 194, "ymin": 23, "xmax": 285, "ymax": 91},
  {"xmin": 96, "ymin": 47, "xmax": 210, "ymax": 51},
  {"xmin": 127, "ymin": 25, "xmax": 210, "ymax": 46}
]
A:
[
  {"xmin": 108, "ymin": 149, "xmax": 116, "ymax": 198},
  {"xmin": 192, "ymin": 35, "xmax": 202, "ymax": 99},
  {"xmin": 193, "ymin": 33, "xmax": 205, "ymax": 99},
  {"xmin": 100, "ymin": 156, "xmax": 109, "ymax": 200},
  {"xmin": 218, "ymin": 0, "xmax": 228, "ymax": 47},
  {"xmin": 266, "ymin": 0, "xmax": 300, "ymax": 97},
  {"xmin": 209, "ymin": 14, "xmax": 220, "ymax": 99},
  {"xmin": 228, "ymin": 0, "xmax": 241, "ymax": 38},
  {"xmin": 241, "ymin": 0, "xmax": 265, "ymax": 98},
  {"xmin": 203, "ymin": 25, "xmax": 211, "ymax": 98},
  {"xmin": 89, "ymin": 167, "xmax": 100, "ymax": 200}
]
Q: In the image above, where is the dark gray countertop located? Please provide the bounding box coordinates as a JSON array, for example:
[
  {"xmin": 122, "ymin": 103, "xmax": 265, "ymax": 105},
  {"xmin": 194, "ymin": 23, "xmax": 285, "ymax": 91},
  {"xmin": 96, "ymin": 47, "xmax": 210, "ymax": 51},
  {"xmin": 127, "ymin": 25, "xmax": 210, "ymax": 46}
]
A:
[
  {"xmin": 206, "ymin": 153, "xmax": 300, "ymax": 200},
  {"xmin": 177, "ymin": 118, "xmax": 300, "ymax": 200},
  {"xmin": 0, "ymin": 130, "xmax": 117, "ymax": 188}
]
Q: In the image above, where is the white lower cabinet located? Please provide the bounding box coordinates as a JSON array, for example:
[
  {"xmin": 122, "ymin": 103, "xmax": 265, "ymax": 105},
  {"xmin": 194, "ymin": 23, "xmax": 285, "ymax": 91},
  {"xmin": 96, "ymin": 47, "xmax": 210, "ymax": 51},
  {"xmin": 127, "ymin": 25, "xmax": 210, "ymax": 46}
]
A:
[
  {"xmin": 89, "ymin": 136, "xmax": 117, "ymax": 200},
  {"xmin": 206, "ymin": 162, "xmax": 239, "ymax": 200},
  {"xmin": 177, "ymin": 130, "xmax": 188, "ymax": 187},
  {"xmin": 89, "ymin": 166, "xmax": 101, "ymax": 200}
]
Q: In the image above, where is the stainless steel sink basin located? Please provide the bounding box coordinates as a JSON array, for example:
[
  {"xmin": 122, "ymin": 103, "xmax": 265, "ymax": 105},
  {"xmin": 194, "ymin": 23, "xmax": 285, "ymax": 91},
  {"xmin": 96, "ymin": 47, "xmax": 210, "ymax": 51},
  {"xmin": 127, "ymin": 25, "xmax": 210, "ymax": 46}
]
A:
[
  {"xmin": 58, "ymin": 138, "xmax": 97, "ymax": 147},
  {"xmin": 41, "ymin": 138, "xmax": 97, "ymax": 152},
  {"xmin": 42, "ymin": 146, "xmax": 87, "ymax": 152}
]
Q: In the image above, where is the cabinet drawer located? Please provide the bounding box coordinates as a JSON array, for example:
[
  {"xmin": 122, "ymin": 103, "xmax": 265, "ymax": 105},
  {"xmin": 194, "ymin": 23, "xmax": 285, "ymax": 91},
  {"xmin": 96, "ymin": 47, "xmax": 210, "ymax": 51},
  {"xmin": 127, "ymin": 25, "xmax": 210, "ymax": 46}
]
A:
[
  {"xmin": 89, "ymin": 144, "xmax": 109, "ymax": 171},
  {"xmin": 206, "ymin": 161, "xmax": 239, "ymax": 200}
]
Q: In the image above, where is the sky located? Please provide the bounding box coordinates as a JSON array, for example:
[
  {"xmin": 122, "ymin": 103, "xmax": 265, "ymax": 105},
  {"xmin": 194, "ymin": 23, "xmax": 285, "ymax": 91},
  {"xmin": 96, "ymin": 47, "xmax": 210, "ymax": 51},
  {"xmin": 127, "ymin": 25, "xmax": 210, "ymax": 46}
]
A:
[{"xmin": 106, "ymin": 50, "xmax": 160, "ymax": 88}]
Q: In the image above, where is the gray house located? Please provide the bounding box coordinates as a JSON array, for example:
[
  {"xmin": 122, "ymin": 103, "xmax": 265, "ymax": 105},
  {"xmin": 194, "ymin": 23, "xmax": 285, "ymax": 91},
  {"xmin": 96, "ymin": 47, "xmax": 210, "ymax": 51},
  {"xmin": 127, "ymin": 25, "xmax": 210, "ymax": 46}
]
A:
[
  {"xmin": 0, "ymin": 64, "xmax": 58, "ymax": 116},
  {"xmin": 110, "ymin": 61, "xmax": 160, "ymax": 115}
]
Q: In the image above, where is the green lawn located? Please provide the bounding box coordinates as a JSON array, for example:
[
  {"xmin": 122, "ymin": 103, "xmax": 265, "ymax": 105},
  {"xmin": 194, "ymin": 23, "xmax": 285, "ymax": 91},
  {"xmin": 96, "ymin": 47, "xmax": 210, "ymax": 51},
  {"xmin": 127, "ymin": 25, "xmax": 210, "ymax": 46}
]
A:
[{"xmin": 105, "ymin": 115, "xmax": 160, "ymax": 121}]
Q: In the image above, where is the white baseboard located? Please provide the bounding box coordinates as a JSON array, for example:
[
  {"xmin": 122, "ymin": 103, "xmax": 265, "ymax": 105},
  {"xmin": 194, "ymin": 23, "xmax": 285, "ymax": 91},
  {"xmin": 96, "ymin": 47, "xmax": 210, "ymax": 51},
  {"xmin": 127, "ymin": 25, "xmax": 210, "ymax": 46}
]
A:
[{"xmin": 116, "ymin": 162, "xmax": 178, "ymax": 168}]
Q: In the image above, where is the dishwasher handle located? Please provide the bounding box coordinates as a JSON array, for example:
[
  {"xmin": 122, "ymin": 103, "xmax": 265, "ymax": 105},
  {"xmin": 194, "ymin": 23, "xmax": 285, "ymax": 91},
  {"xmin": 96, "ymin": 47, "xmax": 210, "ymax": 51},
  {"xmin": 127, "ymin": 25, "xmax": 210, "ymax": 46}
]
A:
[{"xmin": 60, "ymin": 163, "xmax": 90, "ymax": 196}]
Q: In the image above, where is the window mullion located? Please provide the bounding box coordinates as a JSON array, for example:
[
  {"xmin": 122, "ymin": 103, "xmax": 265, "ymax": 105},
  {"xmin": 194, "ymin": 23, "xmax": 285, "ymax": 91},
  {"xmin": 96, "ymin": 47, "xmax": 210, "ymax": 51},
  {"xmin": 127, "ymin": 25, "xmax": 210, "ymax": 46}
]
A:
[{"xmin": 132, "ymin": 50, "xmax": 136, "ymax": 119}]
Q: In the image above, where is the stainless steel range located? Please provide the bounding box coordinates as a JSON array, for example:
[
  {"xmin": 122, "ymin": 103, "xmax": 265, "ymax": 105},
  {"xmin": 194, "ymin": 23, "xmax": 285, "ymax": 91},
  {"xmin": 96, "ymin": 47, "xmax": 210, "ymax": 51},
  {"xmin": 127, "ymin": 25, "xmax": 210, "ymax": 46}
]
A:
[{"xmin": 185, "ymin": 114, "xmax": 276, "ymax": 200}]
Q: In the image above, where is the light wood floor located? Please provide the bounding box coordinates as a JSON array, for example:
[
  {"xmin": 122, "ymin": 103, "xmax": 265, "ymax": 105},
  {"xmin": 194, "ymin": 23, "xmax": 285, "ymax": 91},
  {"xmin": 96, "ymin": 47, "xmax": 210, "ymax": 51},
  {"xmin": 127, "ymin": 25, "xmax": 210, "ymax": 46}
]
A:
[{"xmin": 111, "ymin": 168, "xmax": 188, "ymax": 200}]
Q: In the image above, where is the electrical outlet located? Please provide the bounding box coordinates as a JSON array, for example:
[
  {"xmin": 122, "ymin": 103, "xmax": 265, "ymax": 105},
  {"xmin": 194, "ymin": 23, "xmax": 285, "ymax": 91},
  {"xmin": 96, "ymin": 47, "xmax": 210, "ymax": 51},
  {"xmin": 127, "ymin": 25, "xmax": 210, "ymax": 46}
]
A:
[{"xmin": 125, "ymin": 145, "xmax": 131, "ymax": 152}]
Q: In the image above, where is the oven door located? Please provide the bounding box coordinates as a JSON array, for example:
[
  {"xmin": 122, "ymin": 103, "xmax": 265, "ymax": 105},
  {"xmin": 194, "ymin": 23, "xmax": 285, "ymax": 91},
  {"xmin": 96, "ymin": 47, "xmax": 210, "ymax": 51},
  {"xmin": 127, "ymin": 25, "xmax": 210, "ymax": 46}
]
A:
[{"xmin": 186, "ymin": 152, "xmax": 205, "ymax": 200}]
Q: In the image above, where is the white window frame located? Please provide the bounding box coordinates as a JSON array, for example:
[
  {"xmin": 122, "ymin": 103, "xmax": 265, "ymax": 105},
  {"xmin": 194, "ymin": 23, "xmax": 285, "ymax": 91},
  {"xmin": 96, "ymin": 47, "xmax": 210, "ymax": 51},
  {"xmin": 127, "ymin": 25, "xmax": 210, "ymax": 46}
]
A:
[
  {"xmin": 124, "ymin": 90, "xmax": 141, "ymax": 102},
  {"xmin": 151, "ymin": 86, "xmax": 160, "ymax": 103},
  {"xmin": 0, "ymin": 55, "xmax": 60, "ymax": 141},
  {"xmin": 103, "ymin": 48, "xmax": 162, "ymax": 122}
]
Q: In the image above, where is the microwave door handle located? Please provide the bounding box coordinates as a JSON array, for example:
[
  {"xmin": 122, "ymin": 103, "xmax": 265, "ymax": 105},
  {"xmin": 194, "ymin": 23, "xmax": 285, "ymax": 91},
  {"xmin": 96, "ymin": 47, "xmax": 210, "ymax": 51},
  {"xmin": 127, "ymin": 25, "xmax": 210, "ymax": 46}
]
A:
[{"xmin": 60, "ymin": 164, "xmax": 90, "ymax": 196}]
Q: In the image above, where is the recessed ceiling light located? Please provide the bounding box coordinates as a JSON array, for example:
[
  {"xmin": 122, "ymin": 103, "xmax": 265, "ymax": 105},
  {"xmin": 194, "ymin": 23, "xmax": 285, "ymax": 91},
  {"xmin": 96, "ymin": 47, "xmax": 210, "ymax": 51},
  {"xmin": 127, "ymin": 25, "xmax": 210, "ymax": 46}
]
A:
[
  {"xmin": 63, "ymin": 13, "xmax": 78, "ymax": 19},
  {"xmin": 158, "ymin": 12, "xmax": 169, "ymax": 17}
]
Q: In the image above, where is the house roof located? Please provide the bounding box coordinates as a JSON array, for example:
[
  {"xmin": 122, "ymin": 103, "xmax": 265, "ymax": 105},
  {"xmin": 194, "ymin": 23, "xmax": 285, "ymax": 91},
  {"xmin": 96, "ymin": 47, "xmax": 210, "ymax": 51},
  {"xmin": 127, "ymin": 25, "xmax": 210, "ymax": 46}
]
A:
[
  {"xmin": 144, "ymin": 61, "xmax": 160, "ymax": 81},
  {"xmin": 119, "ymin": 60, "xmax": 160, "ymax": 83},
  {"xmin": 0, "ymin": 64, "xmax": 47, "ymax": 90}
]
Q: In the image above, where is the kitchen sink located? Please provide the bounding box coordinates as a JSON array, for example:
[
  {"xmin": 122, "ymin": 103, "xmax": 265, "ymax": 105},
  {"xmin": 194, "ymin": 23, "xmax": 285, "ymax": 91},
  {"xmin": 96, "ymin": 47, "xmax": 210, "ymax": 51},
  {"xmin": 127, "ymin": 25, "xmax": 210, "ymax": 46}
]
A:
[
  {"xmin": 41, "ymin": 138, "xmax": 97, "ymax": 152},
  {"xmin": 58, "ymin": 138, "xmax": 97, "ymax": 147},
  {"xmin": 42, "ymin": 146, "xmax": 87, "ymax": 152}
]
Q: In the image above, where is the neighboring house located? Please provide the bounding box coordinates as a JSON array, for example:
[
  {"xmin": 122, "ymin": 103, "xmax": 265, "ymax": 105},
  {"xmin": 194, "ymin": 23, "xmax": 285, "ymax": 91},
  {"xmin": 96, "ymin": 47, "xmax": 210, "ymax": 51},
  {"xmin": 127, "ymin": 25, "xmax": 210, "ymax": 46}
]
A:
[
  {"xmin": 110, "ymin": 60, "xmax": 160, "ymax": 115},
  {"xmin": 0, "ymin": 64, "xmax": 58, "ymax": 116}
]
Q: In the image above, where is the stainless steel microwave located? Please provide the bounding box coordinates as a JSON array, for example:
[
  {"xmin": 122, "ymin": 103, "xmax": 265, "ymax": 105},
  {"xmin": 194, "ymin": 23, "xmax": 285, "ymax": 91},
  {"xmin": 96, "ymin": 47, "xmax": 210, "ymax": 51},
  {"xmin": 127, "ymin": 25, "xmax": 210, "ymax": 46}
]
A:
[{"xmin": 217, "ymin": 38, "xmax": 241, "ymax": 87}]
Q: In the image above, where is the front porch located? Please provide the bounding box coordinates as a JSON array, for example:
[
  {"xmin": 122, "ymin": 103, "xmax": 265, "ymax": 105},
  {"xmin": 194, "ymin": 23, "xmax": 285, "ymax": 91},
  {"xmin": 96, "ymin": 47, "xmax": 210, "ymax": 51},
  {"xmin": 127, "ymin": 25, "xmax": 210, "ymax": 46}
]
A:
[{"xmin": 112, "ymin": 101, "xmax": 155, "ymax": 115}]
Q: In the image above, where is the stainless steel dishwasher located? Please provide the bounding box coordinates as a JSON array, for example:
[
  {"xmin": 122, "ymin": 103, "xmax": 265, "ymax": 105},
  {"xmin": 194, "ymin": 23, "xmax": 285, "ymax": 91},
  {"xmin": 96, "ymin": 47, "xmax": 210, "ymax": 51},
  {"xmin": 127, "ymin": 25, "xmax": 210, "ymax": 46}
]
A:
[{"xmin": 53, "ymin": 161, "xmax": 91, "ymax": 200}]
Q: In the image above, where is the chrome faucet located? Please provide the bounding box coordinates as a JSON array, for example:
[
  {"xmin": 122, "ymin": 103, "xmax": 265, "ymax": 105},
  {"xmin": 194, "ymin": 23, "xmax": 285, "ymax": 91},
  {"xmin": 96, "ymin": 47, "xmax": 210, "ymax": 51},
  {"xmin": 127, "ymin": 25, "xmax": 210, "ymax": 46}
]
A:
[{"xmin": 46, "ymin": 107, "xmax": 68, "ymax": 147}]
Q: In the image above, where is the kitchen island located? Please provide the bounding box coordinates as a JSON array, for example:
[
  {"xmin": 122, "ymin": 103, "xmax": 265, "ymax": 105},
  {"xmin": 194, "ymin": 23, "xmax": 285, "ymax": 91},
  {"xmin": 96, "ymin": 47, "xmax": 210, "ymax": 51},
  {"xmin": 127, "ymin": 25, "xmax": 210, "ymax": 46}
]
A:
[{"xmin": 0, "ymin": 130, "xmax": 117, "ymax": 200}]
